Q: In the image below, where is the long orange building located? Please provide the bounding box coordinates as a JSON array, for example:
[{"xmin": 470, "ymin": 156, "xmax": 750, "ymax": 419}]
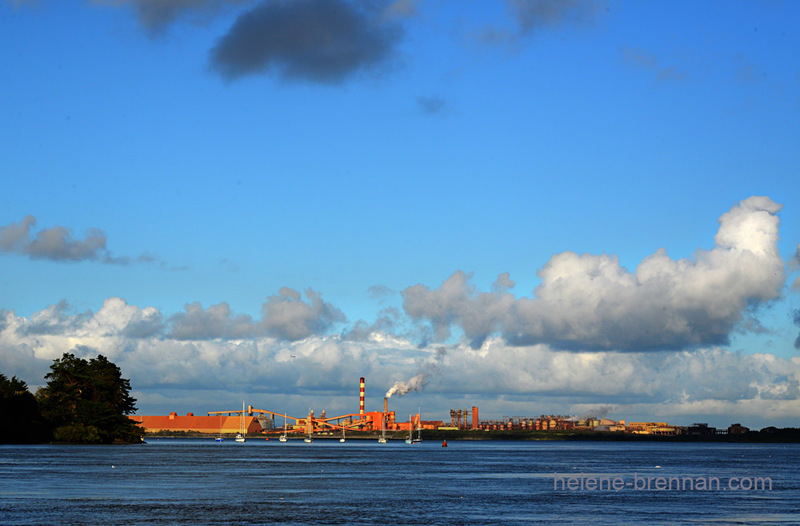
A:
[{"xmin": 130, "ymin": 412, "xmax": 262, "ymax": 434}]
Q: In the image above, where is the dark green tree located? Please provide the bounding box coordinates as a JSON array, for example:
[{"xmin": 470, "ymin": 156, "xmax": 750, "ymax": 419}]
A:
[
  {"xmin": 0, "ymin": 373, "xmax": 50, "ymax": 443},
  {"xmin": 36, "ymin": 352, "xmax": 142, "ymax": 443}
]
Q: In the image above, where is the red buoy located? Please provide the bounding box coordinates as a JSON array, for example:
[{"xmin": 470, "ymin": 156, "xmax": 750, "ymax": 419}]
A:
[{"xmin": 442, "ymin": 440, "xmax": 447, "ymax": 447}]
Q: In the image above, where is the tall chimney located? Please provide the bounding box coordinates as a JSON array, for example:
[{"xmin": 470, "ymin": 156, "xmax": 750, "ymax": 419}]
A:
[
  {"xmin": 472, "ymin": 406, "xmax": 479, "ymax": 430},
  {"xmin": 359, "ymin": 377, "xmax": 365, "ymax": 418},
  {"xmin": 384, "ymin": 397, "xmax": 388, "ymax": 415}
]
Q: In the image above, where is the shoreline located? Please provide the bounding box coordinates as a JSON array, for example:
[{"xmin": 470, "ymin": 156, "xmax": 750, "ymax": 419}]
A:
[{"xmin": 144, "ymin": 428, "xmax": 800, "ymax": 443}]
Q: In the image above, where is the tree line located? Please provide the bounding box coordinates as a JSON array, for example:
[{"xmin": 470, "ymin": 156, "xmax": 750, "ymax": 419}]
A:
[{"xmin": 0, "ymin": 353, "xmax": 142, "ymax": 444}]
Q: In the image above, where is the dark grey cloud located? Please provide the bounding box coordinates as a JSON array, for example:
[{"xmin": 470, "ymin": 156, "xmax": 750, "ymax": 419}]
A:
[
  {"xmin": 169, "ymin": 302, "xmax": 256, "ymax": 340},
  {"xmin": 402, "ymin": 271, "xmax": 517, "ymax": 349},
  {"xmin": 403, "ymin": 197, "xmax": 786, "ymax": 352},
  {"xmin": 261, "ymin": 287, "xmax": 347, "ymax": 340},
  {"xmin": 208, "ymin": 0, "xmax": 405, "ymax": 83},
  {"xmin": 0, "ymin": 216, "xmax": 105, "ymax": 262},
  {"xmin": 120, "ymin": 314, "xmax": 163, "ymax": 339},
  {"xmin": 0, "ymin": 215, "xmax": 154, "ymax": 265},
  {"xmin": 166, "ymin": 287, "xmax": 346, "ymax": 341},
  {"xmin": 21, "ymin": 300, "xmax": 90, "ymax": 336},
  {"xmin": 793, "ymin": 310, "xmax": 800, "ymax": 351}
]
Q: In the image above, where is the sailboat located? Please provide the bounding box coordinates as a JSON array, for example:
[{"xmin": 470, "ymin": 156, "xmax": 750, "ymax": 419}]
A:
[
  {"xmin": 304, "ymin": 407, "xmax": 314, "ymax": 442},
  {"xmin": 235, "ymin": 401, "xmax": 246, "ymax": 443},
  {"xmin": 339, "ymin": 425, "xmax": 346, "ymax": 443},
  {"xmin": 378, "ymin": 413, "xmax": 387, "ymax": 443},
  {"xmin": 215, "ymin": 414, "xmax": 224, "ymax": 442},
  {"xmin": 412, "ymin": 412, "xmax": 422, "ymax": 444},
  {"xmin": 279, "ymin": 413, "xmax": 288, "ymax": 442},
  {"xmin": 406, "ymin": 412, "xmax": 422, "ymax": 444}
]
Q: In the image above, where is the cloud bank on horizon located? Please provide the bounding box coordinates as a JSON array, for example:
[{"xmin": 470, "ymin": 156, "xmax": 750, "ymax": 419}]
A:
[{"xmin": 1, "ymin": 197, "xmax": 799, "ymax": 424}]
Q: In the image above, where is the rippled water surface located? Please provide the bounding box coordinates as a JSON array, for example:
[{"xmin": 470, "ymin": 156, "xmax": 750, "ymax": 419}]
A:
[{"xmin": 1, "ymin": 439, "xmax": 798, "ymax": 525}]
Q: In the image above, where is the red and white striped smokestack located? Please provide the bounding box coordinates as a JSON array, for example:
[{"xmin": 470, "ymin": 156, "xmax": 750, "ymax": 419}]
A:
[{"xmin": 359, "ymin": 377, "xmax": 365, "ymax": 418}]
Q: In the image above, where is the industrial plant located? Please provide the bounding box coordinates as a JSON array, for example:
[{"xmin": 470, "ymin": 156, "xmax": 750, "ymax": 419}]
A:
[
  {"xmin": 133, "ymin": 377, "xmax": 438, "ymax": 439},
  {"xmin": 130, "ymin": 376, "xmax": 749, "ymax": 439}
]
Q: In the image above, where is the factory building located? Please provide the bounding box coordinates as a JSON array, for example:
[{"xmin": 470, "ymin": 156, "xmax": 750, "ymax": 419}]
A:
[
  {"xmin": 131, "ymin": 378, "xmax": 434, "ymax": 436},
  {"xmin": 687, "ymin": 423, "xmax": 717, "ymax": 436},
  {"xmin": 447, "ymin": 407, "xmax": 480, "ymax": 429},
  {"xmin": 628, "ymin": 422, "xmax": 683, "ymax": 435},
  {"xmin": 728, "ymin": 423, "xmax": 750, "ymax": 435},
  {"xmin": 131, "ymin": 412, "xmax": 262, "ymax": 434},
  {"xmin": 133, "ymin": 383, "xmax": 684, "ymax": 437}
]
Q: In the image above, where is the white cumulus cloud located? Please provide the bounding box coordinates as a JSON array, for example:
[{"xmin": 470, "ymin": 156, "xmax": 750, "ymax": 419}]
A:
[{"xmin": 403, "ymin": 196, "xmax": 786, "ymax": 351}]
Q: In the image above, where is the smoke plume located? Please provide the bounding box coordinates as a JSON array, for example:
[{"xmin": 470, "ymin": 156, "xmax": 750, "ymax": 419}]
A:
[
  {"xmin": 385, "ymin": 346, "xmax": 446, "ymax": 398},
  {"xmin": 385, "ymin": 373, "xmax": 428, "ymax": 398}
]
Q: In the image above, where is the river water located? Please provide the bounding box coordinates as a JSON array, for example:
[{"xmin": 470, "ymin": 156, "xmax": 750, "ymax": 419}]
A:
[{"xmin": 1, "ymin": 438, "xmax": 798, "ymax": 525}]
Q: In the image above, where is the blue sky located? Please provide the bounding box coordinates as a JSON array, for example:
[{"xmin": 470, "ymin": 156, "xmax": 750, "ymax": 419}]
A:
[{"xmin": 1, "ymin": 0, "xmax": 799, "ymax": 428}]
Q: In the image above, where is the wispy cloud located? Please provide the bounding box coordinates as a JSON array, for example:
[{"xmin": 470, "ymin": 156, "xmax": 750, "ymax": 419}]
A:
[
  {"xmin": 621, "ymin": 45, "xmax": 687, "ymax": 83},
  {"xmin": 92, "ymin": 0, "xmax": 252, "ymax": 35},
  {"xmin": 509, "ymin": 0, "xmax": 598, "ymax": 34},
  {"xmin": 416, "ymin": 95, "xmax": 447, "ymax": 115},
  {"xmin": 0, "ymin": 215, "xmax": 156, "ymax": 265},
  {"xmin": 477, "ymin": 0, "xmax": 601, "ymax": 47}
]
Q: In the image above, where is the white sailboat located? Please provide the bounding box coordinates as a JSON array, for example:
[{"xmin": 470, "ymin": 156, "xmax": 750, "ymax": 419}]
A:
[
  {"xmin": 412, "ymin": 411, "xmax": 422, "ymax": 444},
  {"xmin": 339, "ymin": 425, "xmax": 346, "ymax": 443},
  {"xmin": 279, "ymin": 413, "xmax": 288, "ymax": 442},
  {"xmin": 235, "ymin": 401, "xmax": 246, "ymax": 442},
  {"xmin": 378, "ymin": 413, "xmax": 387, "ymax": 443},
  {"xmin": 407, "ymin": 411, "xmax": 422, "ymax": 444},
  {"xmin": 215, "ymin": 414, "xmax": 224, "ymax": 442}
]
